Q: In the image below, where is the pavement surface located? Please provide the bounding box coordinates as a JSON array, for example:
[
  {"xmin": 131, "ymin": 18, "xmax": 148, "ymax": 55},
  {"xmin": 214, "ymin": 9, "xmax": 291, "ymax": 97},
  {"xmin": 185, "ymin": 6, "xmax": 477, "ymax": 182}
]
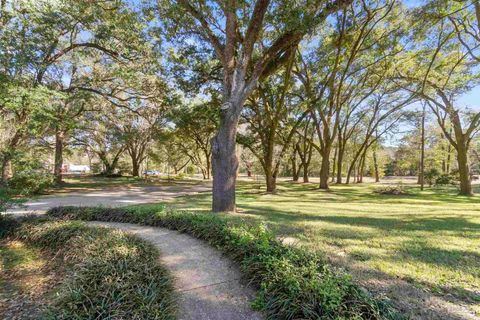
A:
[
  {"xmin": 88, "ymin": 221, "xmax": 263, "ymax": 320},
  {"xmin": 7, "ymin": 183, "xmax": 211, "ymax": 215}
]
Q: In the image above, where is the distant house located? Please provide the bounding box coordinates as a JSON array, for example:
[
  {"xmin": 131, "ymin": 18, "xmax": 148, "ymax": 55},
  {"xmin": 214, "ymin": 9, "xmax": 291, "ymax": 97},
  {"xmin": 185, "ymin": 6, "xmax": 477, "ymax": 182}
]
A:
[{"xmin": 62, "ymin": 164, "xmax": 90, "ymax": 174}]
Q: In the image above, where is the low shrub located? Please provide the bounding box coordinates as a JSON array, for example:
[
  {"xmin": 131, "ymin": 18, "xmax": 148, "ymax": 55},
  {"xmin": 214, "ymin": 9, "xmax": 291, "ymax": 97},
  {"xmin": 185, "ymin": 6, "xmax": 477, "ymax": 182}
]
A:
[
  {"xmin": 424, "ymin": 168, "xmax": 440, "ymax": 187},
  {"xmin": 373, "ymin": 185, "xmax": 408, "ymax": 196},
  {"xmin": 435, "ymin": 174, "xmax": 457, "ymax": 186},
  {"xmin": 1, "ymin": 216, "xmax": 176, "ymax": 320},
  {"xmin": 8, "ymin": 170, "xmax": 55, "ymax": 195},
  {"xmin": 47, "ymin": 205, "xmax": 402, "ymax": 320}
]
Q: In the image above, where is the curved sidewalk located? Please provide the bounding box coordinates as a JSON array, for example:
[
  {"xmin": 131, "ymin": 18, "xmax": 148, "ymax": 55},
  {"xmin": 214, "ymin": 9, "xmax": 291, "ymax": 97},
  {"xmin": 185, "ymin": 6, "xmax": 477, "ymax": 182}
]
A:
[{"xmin": 88, "ymin": 221, "xmax": 263, "ymax": 320}]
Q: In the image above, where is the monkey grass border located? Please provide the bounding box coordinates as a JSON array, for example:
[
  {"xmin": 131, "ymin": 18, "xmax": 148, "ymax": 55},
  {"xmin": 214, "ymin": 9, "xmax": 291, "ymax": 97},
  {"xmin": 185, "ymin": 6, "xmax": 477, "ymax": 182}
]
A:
[
  {"xmin": 46, "ymin": 205, "xmax": 403, "ymax": 320},
  {"xmin": 0, "ymin": 216, "xmax": 176, "ymax": 319}
]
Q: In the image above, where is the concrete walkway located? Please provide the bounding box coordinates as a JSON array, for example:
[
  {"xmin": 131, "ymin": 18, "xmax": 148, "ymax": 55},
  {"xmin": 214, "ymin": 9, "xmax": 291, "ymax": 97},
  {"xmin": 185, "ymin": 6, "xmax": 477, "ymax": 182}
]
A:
[{"xmin": 88, "ymin": 221, "xmax": 263, "ymax": 320}]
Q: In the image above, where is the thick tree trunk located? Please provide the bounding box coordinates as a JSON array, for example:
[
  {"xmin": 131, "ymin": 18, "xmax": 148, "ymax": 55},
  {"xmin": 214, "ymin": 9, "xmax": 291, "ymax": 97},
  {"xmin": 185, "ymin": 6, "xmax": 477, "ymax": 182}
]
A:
[
  {"xmin": 132, "ymin": 159, "xmax": 140, "ymax": 177},
  {"xmin": 303, "ymin": 166, "xmax": 309, "ymax": 183},
  {"xmin": 263, "ymin": 158, "xmax": 277, "ymax": 193},
  {"xmin": 266, "ymin": 173, "xmax": 277, "ymax": 193},
  {"xmin": 319, "ymin": 147, "xmax": 331, "ymax": 189},
  {"xmin": 102, "ymin": 157, "xmax": 118, "ymax": 176},
  {"xmin": 54, "ymin": 129, "xmax": 65, "ymax": 184},
  {"xmin": 211, "ymin": 108, "xmax": 240, "ymax": 212},
  {"xmin": 457, "ymin": 145, "xmax": 472, "ymax": 196}
]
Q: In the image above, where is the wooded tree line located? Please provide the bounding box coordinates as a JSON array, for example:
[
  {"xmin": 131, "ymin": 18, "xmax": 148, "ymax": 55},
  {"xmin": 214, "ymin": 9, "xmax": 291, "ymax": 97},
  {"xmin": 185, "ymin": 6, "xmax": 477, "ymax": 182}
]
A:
[{"xmin": 1, "ymin": 0, "xmax": 480, "ymax": 212}]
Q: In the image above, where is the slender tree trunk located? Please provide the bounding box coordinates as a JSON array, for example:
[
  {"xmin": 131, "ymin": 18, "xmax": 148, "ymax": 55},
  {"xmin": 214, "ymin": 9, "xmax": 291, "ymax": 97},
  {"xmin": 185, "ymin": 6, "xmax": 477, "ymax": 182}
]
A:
[
  {"xmin": 441, "ymin": 135, "xmax": 447, "ymax": 174},
  {"xmin": 419, "ymin": 106, "xmax": 425, "ymax": 190},
  {"xmin": 346, "ymin": 161, "xmax": 351, "ymax": 184},
  {"xmin": 319, "ymin": 147, "xmax": 331, "ymax": 189},
  {"xmin": 446, "ymin": 137, "xmax": 452, "ymax": 174},
  {"xmin": 291, "ymin": 148, "xmax": 299, "ymax": 182},
  {"xmin": 350, "ymin": 164, "xmax": 355, "ymax": 183},
  {"xmin": 299, "ymin": 144, "xmax": 312, "ymax": 183},
  {"xmin": 336, "ymin": 145, "xmax": 344, "ymax": 184},
  {"xmin": 358, "ymin": 153, "xmax": 366, "ymax": 183},
  {"xmin": 206, "ymin": 155, "xmax": 211, "ymax": 179},
  {"xmin": 373, "ymin": 149, "xmax": 380, "ymax": 182},
  {"xmin": 54, "ymin": 129, "xmax": 65, "ymax": 184},
  {"xmin": 331, "ymin": 144, "xmax": 337, "ymax": 183},
  {"xmin": 211, "ymin": 108, "xmax": 240, "ymax": 212}
]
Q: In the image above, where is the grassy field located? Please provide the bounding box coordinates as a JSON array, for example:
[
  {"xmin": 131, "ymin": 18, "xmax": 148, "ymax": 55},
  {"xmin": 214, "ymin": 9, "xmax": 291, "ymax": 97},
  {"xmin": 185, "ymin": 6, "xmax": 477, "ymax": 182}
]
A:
[{"xmin": 166, "ymin": 180, "xmax": 480, "ymax": 315}]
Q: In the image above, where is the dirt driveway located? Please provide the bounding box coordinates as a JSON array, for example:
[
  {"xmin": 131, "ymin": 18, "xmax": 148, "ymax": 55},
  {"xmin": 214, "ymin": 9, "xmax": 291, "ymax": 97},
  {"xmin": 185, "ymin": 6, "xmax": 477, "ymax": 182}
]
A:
[{"xmin": 8, "ymin": 182, "xmax": 211, "ymax": 215}]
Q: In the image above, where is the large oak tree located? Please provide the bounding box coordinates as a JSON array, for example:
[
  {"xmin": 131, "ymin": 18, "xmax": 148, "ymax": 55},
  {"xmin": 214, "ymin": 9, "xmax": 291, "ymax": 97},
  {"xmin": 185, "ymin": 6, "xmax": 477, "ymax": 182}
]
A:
[{"xmin": 159, "ymin": 0, "xmax": 352, "ymax": 211}]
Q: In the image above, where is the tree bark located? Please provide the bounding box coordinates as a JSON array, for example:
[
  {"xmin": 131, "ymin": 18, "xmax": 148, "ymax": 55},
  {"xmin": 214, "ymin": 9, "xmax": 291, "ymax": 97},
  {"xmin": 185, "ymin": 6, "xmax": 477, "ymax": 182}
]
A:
[
  {"xmin": 211, "ymin": 107, "xmax": 240, "ymax": 212},
  {"xmin": 331, "ymin": 144, "xmax": 337, "ymax": 183},
  {"xmin": 265, "ymin": 171, "xmax": 277, "ymax": 193},
  {"xmin": 446, "ymin": 130, "xmax": 452, "ymax": 174},
  {"xmin": 132, "ymin": 159, "xmax": 140, "ymax": 177},
  {"xmin": 303, "ymin": 142, "xmax": 313, "ymax": 183},
  {"xmin": 373, "ymin": 149, "xmax": 380, "ymax": 182},
  {"xmin": 358, "ymin": 153, "xmax": 365, "ymax": 183},
  {"xmin": 319, "ymin": 147, "xmax": 331, "ymax": 189},
  {"xmin": 291, "ymin": 147, "xmax": 299, "ymax": 181},
  {"xmin": 206, "ymin": 154, "xmax": 211, "ymax": 179},
  {"xmin": 54, "ymin": 129, "xmax": 65, "ymax": 184},
  {"xmin": 419, "ymin": 106, "xmax": 425, "ymax": 190},
  {"xmin": 457, "ymin": 144, "xmax": 472, "ymax": 196},
  {"xmin": 336, "ymin": 144, "xmax": 344, "ymax": 184},
  {"xmin": 303, "ymin": 166, "xmax": 309, "ymax": 183}
]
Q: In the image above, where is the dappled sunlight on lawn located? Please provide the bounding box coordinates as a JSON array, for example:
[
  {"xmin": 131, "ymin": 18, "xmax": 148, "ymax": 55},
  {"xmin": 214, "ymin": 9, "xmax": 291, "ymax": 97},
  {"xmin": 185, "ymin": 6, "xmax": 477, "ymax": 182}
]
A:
[{"xmin": 169, "ymin": 181, "xmax": 480, "ymax": 305}]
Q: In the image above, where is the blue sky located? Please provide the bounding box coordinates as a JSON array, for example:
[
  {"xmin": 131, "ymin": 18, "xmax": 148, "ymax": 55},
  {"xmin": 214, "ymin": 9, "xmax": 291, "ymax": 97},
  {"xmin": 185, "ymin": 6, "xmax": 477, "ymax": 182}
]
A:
[{"xmin": 458, "ymin": 89, "xmax": 480, "ymax": 110}]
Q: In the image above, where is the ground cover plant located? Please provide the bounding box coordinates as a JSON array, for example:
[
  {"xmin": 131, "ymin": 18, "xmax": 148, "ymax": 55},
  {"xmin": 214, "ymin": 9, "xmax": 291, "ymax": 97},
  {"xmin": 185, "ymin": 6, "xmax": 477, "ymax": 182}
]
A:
[
  {"xmin": 47, "ymin": 205, "xmax": 402, "ymax": 320},
  {"xmin": 166, "ymin": 180, "xmax": 480, "ymax": 317},
  {"xmin": 0, "ymin": 238, "xmax": 61, "ymax": 319},
  {"xmin": 0, "ymin": 217, "xmax": 176, "ymax": 320}
]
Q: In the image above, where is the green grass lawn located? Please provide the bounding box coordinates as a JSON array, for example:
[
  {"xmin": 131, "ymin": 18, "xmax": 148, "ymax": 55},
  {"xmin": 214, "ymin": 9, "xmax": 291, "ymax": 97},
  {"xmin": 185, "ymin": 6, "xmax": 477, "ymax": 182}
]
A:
[{"xmin": 168, "ymin": 180, "xmax": 480, "ymax": 309}]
